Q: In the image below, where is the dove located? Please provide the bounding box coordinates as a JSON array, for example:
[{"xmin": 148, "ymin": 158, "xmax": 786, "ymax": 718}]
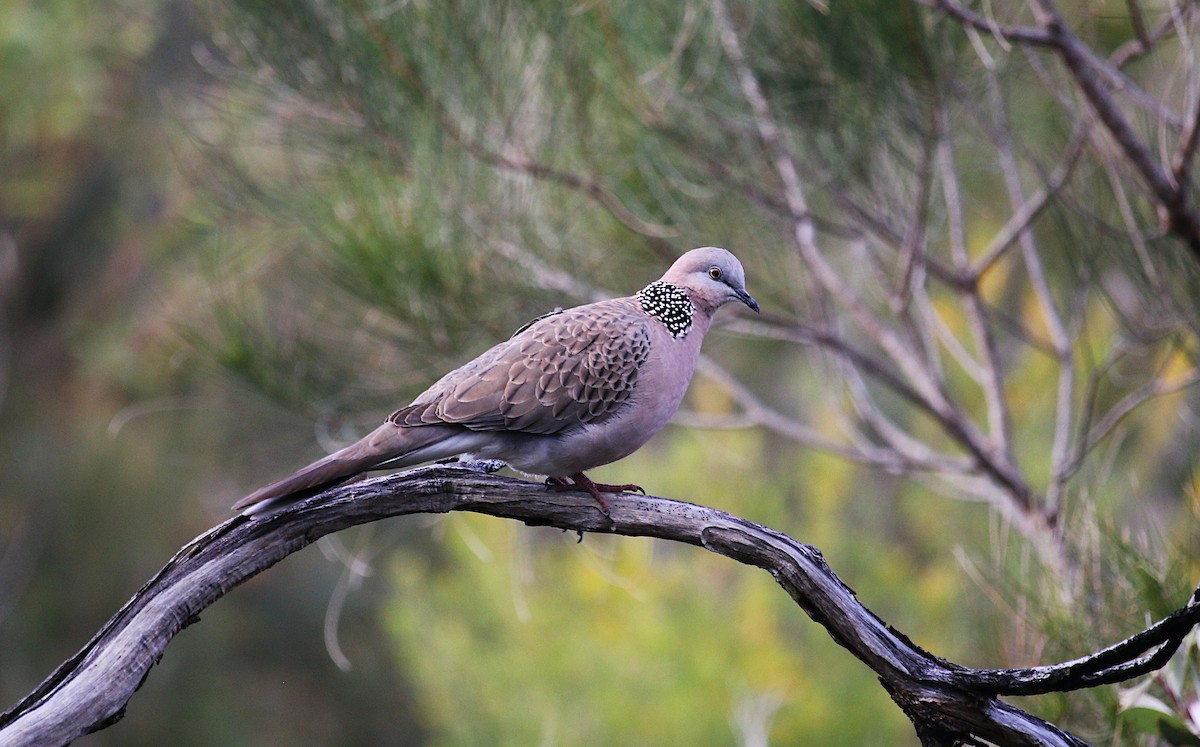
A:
[{"xmin": 234, "ymin": 247, "xmax": 758, "ymax": 517}]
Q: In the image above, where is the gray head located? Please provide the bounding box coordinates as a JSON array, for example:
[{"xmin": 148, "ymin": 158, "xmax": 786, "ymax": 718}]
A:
[{"xmin": 660, "ymin": 247, "xmax": 759, "ymax": 314}]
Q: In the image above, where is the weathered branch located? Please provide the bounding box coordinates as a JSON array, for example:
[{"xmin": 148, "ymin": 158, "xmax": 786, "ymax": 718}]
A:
[{"xmin": 2, "ymin": 464, "xmax": 1198, "ymax": 746}]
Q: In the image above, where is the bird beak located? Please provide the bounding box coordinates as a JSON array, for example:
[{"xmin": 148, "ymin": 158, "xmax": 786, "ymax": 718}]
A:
[{"xmin": 735, "ymin": 288, "xmax": 760, "ymax": 313}]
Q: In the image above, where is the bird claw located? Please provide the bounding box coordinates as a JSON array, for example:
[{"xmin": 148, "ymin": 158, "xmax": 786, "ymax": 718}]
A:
[
  {"xmin": 543, "ymin": 472, "xmax": 647, "ymax": 518},
  {"xmin": 597, "ymin": 482, "xmax": 644, "ymax": 495}
]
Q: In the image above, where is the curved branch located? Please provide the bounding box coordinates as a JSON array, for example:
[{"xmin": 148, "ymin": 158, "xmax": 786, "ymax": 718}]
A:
[{"xmin": 2, "ymin": 464, "xmax": 1195, "ymax": 746}]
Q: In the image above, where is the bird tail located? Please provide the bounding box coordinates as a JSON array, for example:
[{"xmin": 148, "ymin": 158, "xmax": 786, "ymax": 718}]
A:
[{"xmin": 232, "ymin": 422, "xmax": 458, "ymax": 517}]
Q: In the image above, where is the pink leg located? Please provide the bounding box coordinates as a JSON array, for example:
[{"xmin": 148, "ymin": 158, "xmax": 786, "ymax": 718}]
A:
[{"xmin": 545, "ymin": 472, "xmax": 645, "ymax": 513}]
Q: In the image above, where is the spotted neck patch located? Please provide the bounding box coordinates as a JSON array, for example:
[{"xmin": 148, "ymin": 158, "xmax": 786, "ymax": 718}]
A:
[{"xmin": 636, "ymin": 281, "xmax": 694, "ymax": 338}]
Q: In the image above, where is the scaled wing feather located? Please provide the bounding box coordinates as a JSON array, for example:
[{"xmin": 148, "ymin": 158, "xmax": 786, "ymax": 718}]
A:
[{"xmin": 389, "ymin": 302, "xmax": 651, "ymax": 435}]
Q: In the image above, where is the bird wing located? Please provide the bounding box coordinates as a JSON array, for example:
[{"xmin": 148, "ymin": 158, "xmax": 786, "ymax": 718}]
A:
[{"xmin": 389, "ymin": 300, "xmax": 652, "ymax": 435}]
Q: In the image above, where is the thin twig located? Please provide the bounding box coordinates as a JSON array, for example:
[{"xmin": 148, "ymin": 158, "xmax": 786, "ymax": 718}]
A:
[
  {"xmin": 1066, "ymin": 364, "xmax": 1200, "ymax": 480},
  {"xmin": 968, "ymin": 122, "xmax": 1090, "ymax": 279},
  {"xmin": 920, "ymin": 0, "xmax": 1055, "ymax": 45},
  {"xmin": 894, "ymin": 132, "xmax": 938, "ymax": 310},
  {"xmin": 1125, "ymin": 0, "xmax": 1150, "ymax": 50},
  {"xmin": 982, "ymin": 68, "xmax": 1075, "ymax": 526},
  {"xmin": 1109, "ymin": 2, "xmax": 1196, "ymax": 68},
  {"xmin": 1172, "ymin": 96, "xmax": 1200, "ymax": 196},
  {"xmin": 344, "ymin": 0, "xmax": 679, "ymax": 240},
  {"xmin": 936, "ymin": 114, "xmax": 1016, "ymax": 464}
]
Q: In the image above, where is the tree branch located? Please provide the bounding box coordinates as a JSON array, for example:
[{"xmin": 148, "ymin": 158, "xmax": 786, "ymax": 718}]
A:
[
  {"xmin": 920, "ymin": 0, "xmax": 1056, "ymax": 46},
  {"xmin": 2, "ymin": 465, "xmax": 1197, "ymax": 746},
  {"xmin": 1026, "ymin": 0, "xmax": 1200, "ymax": 258}
]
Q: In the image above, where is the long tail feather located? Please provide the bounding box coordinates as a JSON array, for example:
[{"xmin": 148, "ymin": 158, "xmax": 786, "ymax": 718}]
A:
[
  {"xmin": 233, "ymin": 450, "xmax": 381, "ymax": 514},
  {"xmin": 233, "ymin": 423, "xmax": 454, "ymax": 516}
]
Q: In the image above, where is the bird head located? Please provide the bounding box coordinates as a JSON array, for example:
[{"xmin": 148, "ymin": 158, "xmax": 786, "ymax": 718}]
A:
[{"xmin": 662, "ymin": 247, "xmax": 759, "ymax": 314}]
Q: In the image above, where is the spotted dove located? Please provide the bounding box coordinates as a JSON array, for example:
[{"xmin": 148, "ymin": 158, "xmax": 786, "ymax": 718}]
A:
[{"xmin": 234, "ymin": 247, "xmax": 758, "ymax": 516}]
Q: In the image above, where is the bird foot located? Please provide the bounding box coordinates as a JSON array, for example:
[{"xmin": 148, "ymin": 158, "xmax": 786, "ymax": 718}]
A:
[{"xmin": 545, "ymin": 472, "xmax": 644, "ymax": 516}]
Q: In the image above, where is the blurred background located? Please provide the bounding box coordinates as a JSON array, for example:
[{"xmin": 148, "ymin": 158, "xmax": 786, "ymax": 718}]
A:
[{"xmin": 2, "ymin": 0, "xmax": 1200, "ymax": 744}]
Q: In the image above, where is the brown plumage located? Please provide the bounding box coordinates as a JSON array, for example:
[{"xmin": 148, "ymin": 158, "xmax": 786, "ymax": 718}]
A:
[
  {"xmin": 389, "ymin": 302, "xmax": 652, "ymax": 433},
  {"xmin": 234, "ymin": 247, "xmax": 758, "ymax": 517}
]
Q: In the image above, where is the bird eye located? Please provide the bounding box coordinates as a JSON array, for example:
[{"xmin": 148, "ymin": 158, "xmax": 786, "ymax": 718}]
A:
[{"xmin": 708, "ymin": 267, "xmax": 723, "ymax": 281}]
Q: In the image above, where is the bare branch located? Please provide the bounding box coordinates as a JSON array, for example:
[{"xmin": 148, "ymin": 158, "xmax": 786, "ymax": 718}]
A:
[
  {"xmin": 841, "ymin": 362, "xmax": 977, "ymax": 475},
  {"xmin": 687, "ymin": 354, "xmax": 980, "ymax": 476},
  {"xmin": 1025, "ymin": 0, "xmax": 1200, "ymax": 257},
  {"xmin": 1125, "ymin": 0, "xmax": 1151, "ymax": 50},
  {"xmin": 1110, "ymin": 2, "xmax": 1197, "ymax": 68},
  {"xmin": 932, "ymin": 0, "xmax": 1186, "ymax": 129},
  {"xmin": 9, "ymin": 465, "xmax": 1195, "ymax": 746},
  {"xmin": 688, "ymin": 355, "xmax": 904, "ymax": 465},
  {"xmin": 968, "ymin": 123, "xmax": 1090, "ymax": 279},
  {"xmin": 936, "ymin": 116, "xmax": 1016, "ymax": 464},
  {"xmin": 1172, "ymin": 96, "xmax": 1200, "ymax": 197},
  {"xmin": 980, "ymin": 69, "xmax": 1077, "ymax": 522},
  {"xmin": 709, "ymin": 6, "xmax": 1053, "ymax": 529},
  {"xmin": 727, "ymin": 312, "xmax": 1043, "ymax": 537},
  {"xmin": 484, "ymin": 235, "xmax": 613, "ymax": 303},
  {"xmin": 466, "ymin": 150, "xmax": 679, "ymax": 239},
  {"xmin": 705, "ymin": 8, "xmax": 1072, "ymax": 560},
  {"xmin": 894, "ymin": 132, "xmax": 938, "ymax": 310},
  {"xmin": 955, "ymin": 586, "xmax": 1200, "ymax": 695},
  {"xmin": 1066, "ymin": 360, "xmax": 1200, "ymax": 480},
  {"xmin": 919, "ymin": 0, "xmax": 1056, "ymax": 46},
  {"xmin": 1098, "ymin": 139, "xmax": 1164, "ymax": 290}
]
